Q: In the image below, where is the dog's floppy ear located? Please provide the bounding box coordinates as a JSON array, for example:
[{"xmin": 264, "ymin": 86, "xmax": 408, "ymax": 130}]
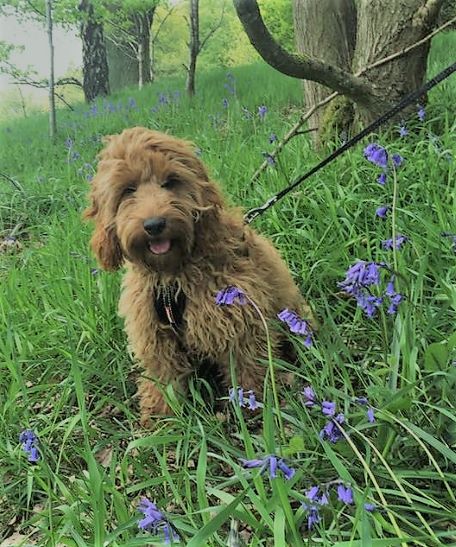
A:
[{"xmin": 83, "ymin": 176, "xmax": 123, "ymax": 272}]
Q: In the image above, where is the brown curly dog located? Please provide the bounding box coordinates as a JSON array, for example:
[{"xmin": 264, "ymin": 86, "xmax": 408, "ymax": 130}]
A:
[{"xmin": 84, "ymin": 127, "xmax": 315, "ymax": 426}]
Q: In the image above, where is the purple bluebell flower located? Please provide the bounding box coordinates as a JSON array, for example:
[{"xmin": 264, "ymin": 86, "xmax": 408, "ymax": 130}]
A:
[
  {"xmin": 392, "ymin": 154, "xmax": 404, "ymax": 168},
  {"xmin": 354, "ymin": 396, "xmax": 377, "ymax": 422},
  {"xmin": 384, "ymin": 276, "xmax": 403, "ymax": 314},
  {"xmin": 90, "ymin": 268, "xmax": 99, "ymax": 275},
  {"xmin": 277, "ymin": 459, "xmax": 295, "ymax": 480},
  {"xmin": 269, "ymin": 456, "xmax": 278, "ymax": 478},
  {"xmin": 159, "ymin": 93, "xmax": 169, "ymax": 105},
  {"xmin": 337, "ymin": 485, "xmax": 354, "ymax": 504},
  {"xmin": 138, "ymin": 498, "xmax": 164, "ymax": 530},
  {"xmin": 418, "ymin": 105, "xmax": 426, "ymax": 121},
  {"xmin": 387, "ymin": 293, "xmax": 403, "ymax": 315},
  {"xmin": 339, "ymin": 261, "xmax": 383, "ymax": 293},
  {"xmin": 339, "ymin": 261, "xmax": 387, "ymax": 318},
  {"xmin": 377, "ymin": 172, "xmax": 387, "ymax": 185},
  {"xmin": 278, "ymin": 309, "xmax": 313, "ymax": 346},
  {"xmin": 240, "ymin": 455, "xmax": 295, "ymax": 480},
  {"xmin": 247, "ymin": 390, "xmax": 258, "ymax": 410},
  {"xmin": 382, "ymin": 234, "xmax": 408, "ymax": 250},
  {"xmin": 269, "ymin": 133, "xmax": 278, "ymax": 143},
  {"xmin": 303, "ymin": 386, "xmax": 316, "ymax": 407},
  {"xmin": 262, "ymin": 152, "xmax": 276, "ymax": 167},
  {"xmin": 306, "ymin": 486, "xmax": 319, "ymax": 501},
  {"xmin": 137, "ymin": 498, "xmax": 179, "ymax": 544},
  {"xmin": 321, "ymin": 400, "xmax": 336, "ymax": 417},
  {"xmin": 319, "ymin": 492, "xmax": 329, "ymax": 505},
  {"xmin": 222, "ymin": 98, "xmax": 229, "ymax": 108},
  {"xmin": 238, "ymin": 388, "xmax": 245, "ymax": 407},
  {"xmin": 399, "ymin": 125, "xmax": 408, "ymax": 137},
  {"xmin": 355, "ymin": 293, "xmax": 383, "ymax": 318},
  {"xmin": 367, "ymin": 407, "xmax": 375, "ymax": 423},
  {"xmin": 258, "ymin": 105, "xmax": 268, "ymax": 120},
  {"xmin": 302, "ymin": 503, "xmax": 321, "ymax": 529},
  {"xmin": 19, "ymin": 430, "xmax": 40, "ymax": 462},
  {"xmin": 364, "ymin": 144, "xmax": 388, "ymax": 169},
  {"xmin": 127, "ymin": 97, "xmax": 137, "ymax": 109},
  {"xmin": 65, "ymin": 137, "xmax": 73, "ymax": 150},
  {"xmin": 216, "ymin": 286, "xmax": 246, "ymax": 305},
  {"xmin": 364, "ymin": 503, "xmax": 376, "ymax": 512},
  {"xmin": 229, "ymin": 387, "xmax": 245, "ymax": 407},
  {"xmin": 375, "ymin": 205, "xmax": 389, "ymax": 219},
  {"xmin": 320, "ymin": 413, "xmax": 345, "ymax": 443}
]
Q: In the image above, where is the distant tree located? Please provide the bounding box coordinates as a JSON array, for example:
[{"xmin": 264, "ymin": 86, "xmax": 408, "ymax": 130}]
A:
[
  {"xmin": 185, "ymin": 0, "xmax": 225, "ymax": 96},
  {"xmin": 45, "ymin": 0, "xmax": 56, "ymax": 139},
  {"xmin": 234, "ymin": 0, "xmax": 453, "ymax": 144},
  {"xmin": 105, "ymin": 1, "xmax": 159, "ymax": 90},
  {"xmin": 79, "ymin": 0, "xmax": 110, "ymax": 102}
]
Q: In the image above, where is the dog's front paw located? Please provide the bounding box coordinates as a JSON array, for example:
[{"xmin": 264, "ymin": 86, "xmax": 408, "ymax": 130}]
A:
[{"xmin": 138, "ymin": 381, "xmax": 174, "ymax": 428}]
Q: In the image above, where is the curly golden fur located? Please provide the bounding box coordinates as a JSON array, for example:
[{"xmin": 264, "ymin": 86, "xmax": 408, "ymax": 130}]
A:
[{"xmin": 84, "ymin": 127, "xmax": 315, "ymax": 426}]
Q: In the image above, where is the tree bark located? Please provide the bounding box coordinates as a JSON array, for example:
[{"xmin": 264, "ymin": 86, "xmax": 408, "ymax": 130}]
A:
[
  {"xmin": 186, "ymin": 0, "xmax": 200, "ymax": 96},
  {"xmin": 79, "ymin": 0, "xmax": 110, "ymax": 102},
  {"xmin": 293, "ymin": 0, "xmax": 356, "ymax": 142},
  {"xmin": 352, "ymin": 0, "xmax": 441, "ymax": 124},
  {"xmin": 45, "ymin": 0, "xmax": 56, "ymax": 139}
]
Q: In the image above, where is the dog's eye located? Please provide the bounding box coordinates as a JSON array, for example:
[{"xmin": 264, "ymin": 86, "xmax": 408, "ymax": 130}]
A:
[
  {"xmin": 121, "ymin": 186, "xmax": 136, "ymax": 198},
  {"xmin": 162, "ymin": 176, "xmax": 180, "ymax": 189}
]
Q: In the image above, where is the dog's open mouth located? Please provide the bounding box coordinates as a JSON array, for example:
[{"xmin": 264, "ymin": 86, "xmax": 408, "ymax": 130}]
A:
[{"xmin": 149, "ymin": 239, "xmax": 171, "ymax": 255}]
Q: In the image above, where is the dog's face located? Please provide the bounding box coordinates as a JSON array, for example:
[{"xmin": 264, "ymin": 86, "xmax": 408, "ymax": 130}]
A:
[{"xmin": 84, "ymin": 127, "xmax": 223, "ymax": 274}]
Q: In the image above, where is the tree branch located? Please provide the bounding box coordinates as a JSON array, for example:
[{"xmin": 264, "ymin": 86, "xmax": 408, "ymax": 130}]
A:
[
  {"xmin": 152, "ymin": 5, "xmax": 175, "ymax": 43},
  {"xmin": 199, "ymin": 0, "xmax": 226, "ymax": 52},
  {"xmin": 233, "ymin": 0, "xmax": 375, "ymax": 105}
]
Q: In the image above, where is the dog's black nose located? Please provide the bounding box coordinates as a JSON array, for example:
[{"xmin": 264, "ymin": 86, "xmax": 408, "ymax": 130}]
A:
[{"xmin": 144, "ymin": 217, "xmax": 166, "ymax": 235}]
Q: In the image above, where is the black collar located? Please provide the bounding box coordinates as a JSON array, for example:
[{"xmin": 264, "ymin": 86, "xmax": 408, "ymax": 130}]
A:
[{"xmin": 154, "ymin": 283, "xmax": 186, "ymax": 332}]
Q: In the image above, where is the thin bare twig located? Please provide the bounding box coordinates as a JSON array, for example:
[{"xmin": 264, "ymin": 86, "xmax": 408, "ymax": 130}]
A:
[{"xmin": 249, "ymin": 15, "xmax": 456, "ymax": 185}]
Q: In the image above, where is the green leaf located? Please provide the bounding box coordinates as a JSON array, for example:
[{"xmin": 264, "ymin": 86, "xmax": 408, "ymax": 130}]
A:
[
  {"xmin": 186, "ymin": 489, "xmax": 247, "ymax": 547},
  {"xmin": 424, "ymin": 342, "xmax": 449, "ymax": 372}
]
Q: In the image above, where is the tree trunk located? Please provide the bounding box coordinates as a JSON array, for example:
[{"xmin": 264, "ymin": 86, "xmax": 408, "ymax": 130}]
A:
[
  {"xmin": 45, "ymin": 0, "xmax": 56, "ymax": 139},
  {"xmin": 293, "ymin": 0, "xmax": 356, "ymax": 143},
  {"xmin": 135, "ymin": 9, "xmax": 155, "ymax": 89},
  {"xmin": 352, "ymin": 0, "xmax": 437, "ymax": 125},
  {"xmin": 186, "ymin": 0, "xmax": 200, "ymax": 97},
  {"xmin": 234, "ymin": 0, "xmax": 446, "ymax": 144},
  {"xmin": 79, "ymin": 0, "xmax": 110, "ymax": 102}
]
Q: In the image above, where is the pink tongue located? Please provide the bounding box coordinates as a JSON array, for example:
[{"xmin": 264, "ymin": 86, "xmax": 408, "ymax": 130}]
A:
[{"xmin": 149, "ymin": 240, "xmax": 171, "ymax": 255}]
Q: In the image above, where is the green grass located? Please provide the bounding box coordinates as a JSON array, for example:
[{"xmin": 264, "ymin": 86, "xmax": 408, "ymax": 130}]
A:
[{"xmin": 1, "ymin": 33, "xmax": 456, "ymax": 546}]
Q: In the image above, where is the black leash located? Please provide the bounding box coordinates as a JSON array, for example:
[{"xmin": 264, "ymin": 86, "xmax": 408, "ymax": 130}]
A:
[{"xmin": 244, "ymin": 61, "xmax": 456, "ymax": 224}]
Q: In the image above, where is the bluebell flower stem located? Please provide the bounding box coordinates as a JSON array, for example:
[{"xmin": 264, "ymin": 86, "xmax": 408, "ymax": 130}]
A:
[
  {"xmin": 391, "ymin": 166, "xmax": 399, "ymax": 274},
  {"xmin": 246, "ymin": 296, "xmax": 286, "ymax": 448}
]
